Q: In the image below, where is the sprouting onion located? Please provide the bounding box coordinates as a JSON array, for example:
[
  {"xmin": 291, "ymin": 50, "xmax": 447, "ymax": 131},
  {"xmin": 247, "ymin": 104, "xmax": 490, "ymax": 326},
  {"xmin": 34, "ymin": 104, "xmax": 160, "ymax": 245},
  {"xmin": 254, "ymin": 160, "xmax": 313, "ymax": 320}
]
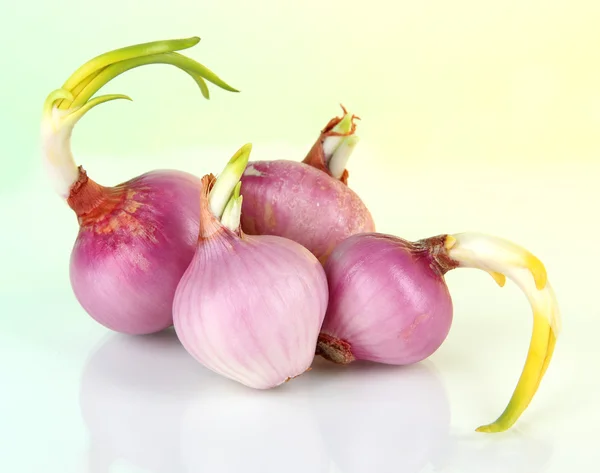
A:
[
  {"xmin": 239, "ymin": 107, "xmax": 375, "ymax": 263},
  {"xmin": 42, "ymin": 36, "xmax": 239, "ymax": 334},
  {"xmin": 318, "ymin": 231, "xmax": 561, "ymax": 433},
  {"xmin": 173, "ymin": 144, "xmax": 329, "ymax": 389}
]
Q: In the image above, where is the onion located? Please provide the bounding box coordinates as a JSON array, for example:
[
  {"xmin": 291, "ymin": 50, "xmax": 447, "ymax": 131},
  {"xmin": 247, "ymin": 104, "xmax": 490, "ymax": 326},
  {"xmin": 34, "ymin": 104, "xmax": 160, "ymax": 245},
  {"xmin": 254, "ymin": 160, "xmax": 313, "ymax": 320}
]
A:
[
  {"xmin": 41, "ymin": 37, "xmax": 239, "ymax": 335},
  {"xmin": 317, "ymin": 231, "xmax": 561, "ymax": 433},
  {"xmin": 239, "ymin": 107, "xmax": 375, "ymax": 263},
  {"xmin": 173, "ymin": 144, "xmax": 329, "ymax": 389}
]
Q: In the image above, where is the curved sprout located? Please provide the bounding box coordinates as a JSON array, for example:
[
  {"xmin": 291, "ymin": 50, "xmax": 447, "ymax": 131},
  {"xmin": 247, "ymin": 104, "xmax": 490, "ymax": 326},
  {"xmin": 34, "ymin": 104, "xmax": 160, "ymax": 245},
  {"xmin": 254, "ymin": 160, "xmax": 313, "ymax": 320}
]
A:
[
  {"xmin": 444, "ymin": 232, "xmax": 561, "ymax": 432},
  {"xmin": 42, "ymin": 35, "xmax": 240, "ymax": 198},
  {"xmin": 59, "ymin": 36, "xmax": 201, "ymax": 98},
  {"xmin": 67, "ymin": 51, "xmax": 238, "ymax": 109}
]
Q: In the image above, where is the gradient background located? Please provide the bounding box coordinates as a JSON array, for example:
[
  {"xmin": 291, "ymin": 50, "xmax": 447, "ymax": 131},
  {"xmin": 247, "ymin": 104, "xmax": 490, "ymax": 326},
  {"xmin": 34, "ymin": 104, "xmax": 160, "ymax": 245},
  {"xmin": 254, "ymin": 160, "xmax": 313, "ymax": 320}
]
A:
[{"xmin": 1, "ymin": 1, "xmax": 599, "ymax": 472}]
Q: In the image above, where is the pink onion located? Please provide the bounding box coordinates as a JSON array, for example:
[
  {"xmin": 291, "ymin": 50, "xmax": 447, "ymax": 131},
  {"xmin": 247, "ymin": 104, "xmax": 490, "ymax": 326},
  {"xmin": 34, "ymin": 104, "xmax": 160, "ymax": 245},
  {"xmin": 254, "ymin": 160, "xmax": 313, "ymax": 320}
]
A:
[
  {"xmin": 239, "ymin": 107, "xmax": 375, "ymax": 263},
  {"xmin": 173, "ymin": 144, "xmax": 329, "ymax": 389},
  {"xmin": 318, "ymin": 231, "xmax": 561, "ymax": 433},
  {"xmin": 41, "ymin": 37, "xmax": 238, "ymax": 334},
  {"xmin": 67, "ymin": 170, "xmax": 202, "ymax": 335}
]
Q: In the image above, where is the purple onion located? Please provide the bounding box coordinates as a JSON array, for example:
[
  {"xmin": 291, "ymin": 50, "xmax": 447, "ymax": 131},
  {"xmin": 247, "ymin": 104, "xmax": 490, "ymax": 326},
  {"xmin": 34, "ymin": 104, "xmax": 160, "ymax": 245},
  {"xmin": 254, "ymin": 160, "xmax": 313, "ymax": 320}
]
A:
[
  {"xmin": 69, "ymin": 169, "xmax": 201, "ymax": 334},
  {"xmin": 318, "ymin": 231, "xmax": 561, "ymax": 433},
  {"xmin": 318, "ymin": 233, "xmax": 454, "ymax": 365},
  {"xmin": 239, "ymin": 107, "xmax": 375, "ymax": 263},
  {"xmin": 41, "ymin": 37, "xmax": 238, "ymax": 334}
]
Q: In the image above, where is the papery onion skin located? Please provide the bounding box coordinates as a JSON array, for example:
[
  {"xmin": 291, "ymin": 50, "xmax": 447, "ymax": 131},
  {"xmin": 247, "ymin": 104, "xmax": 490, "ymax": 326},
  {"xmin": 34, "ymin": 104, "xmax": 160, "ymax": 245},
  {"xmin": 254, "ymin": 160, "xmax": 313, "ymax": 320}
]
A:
[
  {"xmin": 318, "ymin": 233, "xmax": 456, "ymax": 365},
  {"xmin": 174, "ymin": 172, "xmax": 329, "ymax": 390},
  {"xmin": 69, "ymin": 168, "xmax": 202, "ymax": 335},
  {"xmin": 240, "ymin": 160, "xmax": 375, "ymax": 264}
]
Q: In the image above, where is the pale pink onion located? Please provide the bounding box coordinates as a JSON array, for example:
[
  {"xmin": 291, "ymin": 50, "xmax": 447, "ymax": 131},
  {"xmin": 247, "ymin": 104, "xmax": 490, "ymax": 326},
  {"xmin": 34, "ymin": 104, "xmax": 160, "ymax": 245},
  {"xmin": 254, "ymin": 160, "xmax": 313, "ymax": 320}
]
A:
[{"xmin": 173, "ymin": 144, "xmax": 329, "ymax": 389}]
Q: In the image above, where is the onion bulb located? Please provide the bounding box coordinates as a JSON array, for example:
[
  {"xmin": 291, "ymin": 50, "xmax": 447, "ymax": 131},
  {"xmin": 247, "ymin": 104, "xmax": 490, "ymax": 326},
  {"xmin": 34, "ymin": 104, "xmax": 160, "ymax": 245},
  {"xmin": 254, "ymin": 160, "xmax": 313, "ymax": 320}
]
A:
[
  {"xmin": 317, "ymin": 231, "xmax": 561, "ymax": 433},
  {"xmin": 239, "ymin": 106, "xmax": 375, "ymax": 263},
  {"xmin": 41, "ymin": 36, "xmax": 239, "ymax": 334},
  {"xmin": 173, "ymin": 144, "xmax": 329, "ymax": 389}
]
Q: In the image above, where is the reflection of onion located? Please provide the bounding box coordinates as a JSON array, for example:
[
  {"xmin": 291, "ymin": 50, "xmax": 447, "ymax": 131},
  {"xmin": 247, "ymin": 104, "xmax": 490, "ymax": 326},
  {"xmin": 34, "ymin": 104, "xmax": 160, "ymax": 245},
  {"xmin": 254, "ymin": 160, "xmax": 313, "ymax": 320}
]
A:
[
  {"xmin": 179, "ymin": 386, "xmax": 330, "ymax": 473},
  {"xmin": 308, "ymin": 359, "xmax": 451, "ymax": 473},
  {"xmin": 78, "ymin": 330, "xmax": 552, "ymax": 473},
  {"xmin": 79, "ymin": 329, "xmax": 202, "ymax": 473}
]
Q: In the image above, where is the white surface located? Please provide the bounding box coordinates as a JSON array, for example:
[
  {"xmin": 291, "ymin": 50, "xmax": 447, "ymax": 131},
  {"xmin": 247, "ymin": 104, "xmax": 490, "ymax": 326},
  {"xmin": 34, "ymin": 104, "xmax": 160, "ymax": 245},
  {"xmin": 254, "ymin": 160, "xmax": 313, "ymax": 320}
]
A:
[
  {"xmin": 1, "ymin": 150, "xmax": 598, "ymax": 473},
  {"xmin": 1, "ymin": 323, "xmax": 596, "ymax": 473}
]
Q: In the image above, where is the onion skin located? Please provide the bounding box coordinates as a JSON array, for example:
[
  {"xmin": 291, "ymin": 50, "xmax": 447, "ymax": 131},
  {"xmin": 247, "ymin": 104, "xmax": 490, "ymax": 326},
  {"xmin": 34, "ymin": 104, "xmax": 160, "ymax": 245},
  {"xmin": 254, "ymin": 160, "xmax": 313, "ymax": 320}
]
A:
[
  {"xmin": 69, "ymin": 168, "xmax": 201, "ymax": 335},
  {"xmin": 318, "ymin": 233, "xmax": 456, "ymax": 365},
  {"xmin": 173, "ymin": 171, "xmax": 329, "ymax": 389},
  {"xmin": 239, "ymin": 108, "xmax": 374, "ymax": 264},
  {"xmin": 240, "ymin": 160, "xmax": 375, "ymax": 264},
  {"xmin": 318, "ymin": 231, "xmax": 561, "ymax": 433}
]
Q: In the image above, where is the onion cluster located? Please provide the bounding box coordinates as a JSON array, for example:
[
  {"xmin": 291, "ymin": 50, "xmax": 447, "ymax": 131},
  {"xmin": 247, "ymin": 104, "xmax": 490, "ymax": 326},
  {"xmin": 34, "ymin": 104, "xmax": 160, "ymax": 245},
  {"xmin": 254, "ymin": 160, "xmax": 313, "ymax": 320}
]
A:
[{"xmin": 45, "ymin": 36, "xmax": 561, "ymax": 434}]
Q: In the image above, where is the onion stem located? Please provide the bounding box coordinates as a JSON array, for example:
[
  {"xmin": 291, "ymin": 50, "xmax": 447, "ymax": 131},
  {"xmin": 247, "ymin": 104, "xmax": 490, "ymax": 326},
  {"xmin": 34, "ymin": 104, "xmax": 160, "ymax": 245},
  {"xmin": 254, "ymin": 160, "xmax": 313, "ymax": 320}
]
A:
[
  {"xmin": 328, "ymin": 135, "xmax": 360, "ymax": 180},
  {"xmin": 221, "ymin": 182, "xmax": 244, "ymax": 231},
  {"xmin": 444, "ymin": 232, "xmax": 561, "ymax": 432},
  {"xmin": 322, "ymin": 112, "xmax": 355, "ymax": 160},
  {"xmin": 209, "ymin": 143, "xmax": 252, "ymax": 219}
]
